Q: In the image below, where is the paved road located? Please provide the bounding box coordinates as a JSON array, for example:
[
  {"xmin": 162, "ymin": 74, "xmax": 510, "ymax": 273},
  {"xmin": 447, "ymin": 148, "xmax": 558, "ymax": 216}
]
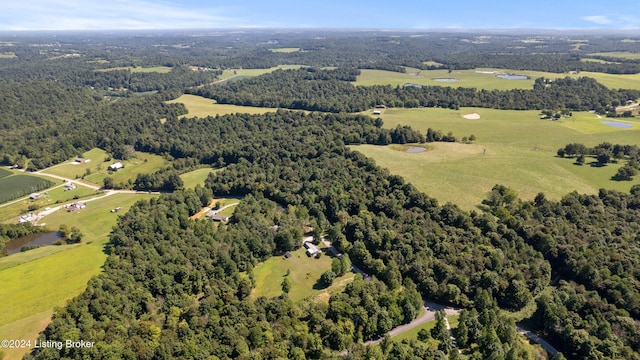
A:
[{"xmin": 517, "ymin": 327, "xmax": 559, "ymax": 356}]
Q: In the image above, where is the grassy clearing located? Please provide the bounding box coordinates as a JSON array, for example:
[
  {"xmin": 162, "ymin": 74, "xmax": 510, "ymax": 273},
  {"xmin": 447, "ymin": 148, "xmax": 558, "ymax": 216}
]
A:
[
  {"xmin": 96, "ymin": 66, "xmax": 172, "ymax": 73},
  {"xmin": 0, "ymin": 245, "xmax": 76, "ymax": 271},
  {"xmin": 83, "ymin": 152, "xmax": 168, "ymax": 187},
  {"xmin": 41, "ymin": 148, "xmax": 110, "ymax": 180},
  {"xmin": 167, "ymin": 94, "xmax": 279, "ymax": 118},
  {"xmin": 269, "ymin": 48, "xmax": 303, "ymax": 53},
  {"xmin": 252, "ymin": 246, "xmax": 355, "ymax": 303},
  {"xmin": 391, "ymin": 315, "xmax": 459, "ymax": 344},
  {"xmin": 0, "ymin": 52, "xmax": 17, "ymax": 58},
  {"xmin": 352, "ymin": 107, "xmax": 640, "ymax": 210},
  {"xmin": 180, "ymin": 167, "xmax": 220, "ymax": 188}
]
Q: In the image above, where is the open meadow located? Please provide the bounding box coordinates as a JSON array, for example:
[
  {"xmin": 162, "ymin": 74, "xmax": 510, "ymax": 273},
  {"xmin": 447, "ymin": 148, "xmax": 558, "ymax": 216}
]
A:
[
  {"xmin": 352, "ymin": 107, "xmax": 640, "ymax": 210},
  {"xmin": 215, "ymin": 65, "xmax": 304, "ymax": 82},
  {"xmin": 354, "ymin": 67, "xmax": 640, "ymax": 90},
  {"xmin": 0, "ymin": 192, "xmax": 156, "ymax": 360},
  {"xmin": 251, "ymin": 246, "xmax": 355, "ymax": 303},
  {"xmin": 180, "ymin": 167, "xmax": 220, "ymax": 188},
  {"xmin": 167, "ymin": 94, "xmax": 279, "ymax": 118}
]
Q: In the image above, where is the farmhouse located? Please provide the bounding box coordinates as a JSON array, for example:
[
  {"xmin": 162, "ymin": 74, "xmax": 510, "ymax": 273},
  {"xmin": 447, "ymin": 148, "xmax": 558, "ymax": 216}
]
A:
[
  {"xmin": 375, "ymin": 104, "xmax": 387, "ymax": 109},
  {"xmin": 206, "ymin": 213, "xmax": 229, "ymax": 222},
  {"xmin": 108, "ymin": 162, "xmax": 124, "ymax": 171},
  {"xmin": 303, "ymin": 241, "xmax": 320, "ymax": 257},
  {"xmin": 67, "ymin": 202, "xmax": 86, "ymax": 212},
  {"xmin": 373, "ymin": 110, "xmax": 381, "ymax": 115},
  {"xmin": 29, "ymin": 193, "xmax": 42, "ymax": 200},
  {"xmin": 64, "ymin": 183, "xmax": 76, "ymax": 190}
]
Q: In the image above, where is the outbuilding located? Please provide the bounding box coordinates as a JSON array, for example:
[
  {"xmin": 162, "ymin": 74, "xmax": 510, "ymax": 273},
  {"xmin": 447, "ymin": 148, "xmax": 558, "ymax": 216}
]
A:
[{"xmin": 108, "ymin": 162, "xmax": 124, "ymax": 171}]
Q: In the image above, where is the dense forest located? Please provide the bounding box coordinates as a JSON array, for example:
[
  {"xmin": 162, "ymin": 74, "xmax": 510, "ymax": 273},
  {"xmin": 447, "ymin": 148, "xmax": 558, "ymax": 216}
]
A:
[{"xmin": 0, "ymin": 30, "xmax": 639, "ymax": 359}]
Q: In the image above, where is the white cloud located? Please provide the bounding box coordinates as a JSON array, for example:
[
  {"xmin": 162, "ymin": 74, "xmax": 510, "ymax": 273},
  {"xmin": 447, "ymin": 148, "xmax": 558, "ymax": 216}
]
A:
[
  {"xmin": 581, "ymin": 15, "xmax": 613, "ymax": 25},
  {"xmin": 0, "ymin": 0, "xmax": 246, "ymax": 30}
]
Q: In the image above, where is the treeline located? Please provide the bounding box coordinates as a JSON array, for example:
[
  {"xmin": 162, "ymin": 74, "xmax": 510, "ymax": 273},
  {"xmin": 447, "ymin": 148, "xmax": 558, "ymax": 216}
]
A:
[
  {"xmin": 557, "ymin": 142, "xmax": 640, "ymax": 179},
  {"xmin": 191, "ymin": 67, "xmax": 640, "ymax": 112},
  {"xmin": 0, "ymin": 223, "xmax": 44, "ymax": 255},
  {"xmin": 484, "ymin": 185, "xmax": 640, "ymax": 358},
  {"xmin": 28, "ymin": 110, "xmax": 548, "ymax": 359}
]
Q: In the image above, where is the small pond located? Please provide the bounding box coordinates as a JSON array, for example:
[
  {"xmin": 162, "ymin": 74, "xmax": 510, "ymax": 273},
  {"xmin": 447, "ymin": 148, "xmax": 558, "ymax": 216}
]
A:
[
  {"xmin": 406, "ymin": 147, "xmax": 427, "ymax": 153},
  {"xmin": 403, "ymin": 83, "xmax": 423, "ymax": 89},
  {"xmin": 496, "ymin": 74, "xmax": 529, "ymax": 80},
  {"xmin": 2, "ymin": 232, "xmax": 63, "ymax": 256},
  {"xmin": 433, "ymin": 78, "xmax": 459, "ymax": 82},
  {"xmin": 601, "ymin": 121, "xmax": 634, "ymax": 129}
]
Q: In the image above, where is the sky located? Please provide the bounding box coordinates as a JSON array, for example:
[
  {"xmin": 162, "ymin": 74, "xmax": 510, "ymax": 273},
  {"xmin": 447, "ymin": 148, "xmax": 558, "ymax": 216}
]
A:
[{"xmin": 1, "ymin": 0, "xmax": 640, "ymax": 31}]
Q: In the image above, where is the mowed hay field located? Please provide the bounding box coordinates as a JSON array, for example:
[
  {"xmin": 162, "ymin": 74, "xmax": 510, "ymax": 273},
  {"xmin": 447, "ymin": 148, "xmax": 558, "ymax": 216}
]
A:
[
  {"xmin": 167, "ymin": 94, "xmax": 279, "ymax": 118},
  {"xmin": 354, "ymin": 67, "xmax": 640, "ymax": 90},
  {"xmin": 352, "ymin": 107, "xmax": 640, "ymax": 210},
  {"xmin": 0, "ymin": 193, "xmax": 156, "ymax": 360}
]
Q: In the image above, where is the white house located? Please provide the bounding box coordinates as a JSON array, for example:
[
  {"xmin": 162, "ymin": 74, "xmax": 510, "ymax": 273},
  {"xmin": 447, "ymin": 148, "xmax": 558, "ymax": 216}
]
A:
[{"xmin": 108, "ymin": 162, "xmax": 124, "ymax": 171}]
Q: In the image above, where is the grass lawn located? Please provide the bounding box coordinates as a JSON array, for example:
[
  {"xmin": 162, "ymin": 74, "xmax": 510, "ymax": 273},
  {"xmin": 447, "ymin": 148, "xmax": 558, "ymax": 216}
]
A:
[
  {"xmin": 0, "ymin": 193, "xmax": 156, "ymax": 357},
  {"xmin": 0, "ymin": 186, "xmax": 101, "ymax": 223},
  {"xmin": 83, "ymin": 152, "xmax": 168, "ymax": 187},
  {"xmin": 352, "ymin": 107, "xmax": 640, "ymax": 210},
  {"xmin": 167, "ymin": 94, "xmax": 280, "ymax": 118},
  {"xmin": 180, "ymin": 167, "xmax": 221, "ymax": 188},
  {"xmin": 252, "ymin": 246, "xmax": 355, "ymax": 303},
  {"xmin": 40, "ymin": 148, "xmax": 110, "ymax": 180}
]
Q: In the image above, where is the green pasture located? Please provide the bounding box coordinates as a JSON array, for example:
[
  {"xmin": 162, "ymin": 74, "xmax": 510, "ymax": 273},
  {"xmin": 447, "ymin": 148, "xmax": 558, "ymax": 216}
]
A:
[
  {"xmin": 587, "ymin": 52, "xmax": 640, "ymax": 60},
  {"xmin": 422, "ymin": 61, "xmax": 444, "ymax": 67},
  {"xmin": 41, "ymin": 148, "xmax": 110, "ymax": 180},
  {"xmin": 215, "ymin": 202, "xmax": 239, "ymax": 217},
  {"xmin": 578, "ymin": 71, "xmax": 640, "ymax": 90},
  {"xmin": 167, "ymin": 94, "xmax": 279, "ymax": 118},
  {"xmin": 0, "ymin": 52, "xmax": 17, "ymax": 58},
  {"xmin": 0, "ymin": 173, "xmax": 55, "ymax": 205},
  {"xmin": 251, "ymin": 246, "xmax": 355, "ymax": 303},
  {"xmin": 354, "ymin": 67, "xmax": 640, "ymax": 91},
  {"xmin": 352, "ymin": 107, "xmax": 640, "ymax": 210},
  {"xmin": 0, "ymin": 168, "xmax": 11, "ymax": 179},
  {"xmin": 354, "ymin": 68, "xmax": 567, "ymax": 90},
  {"xmin": 180, "ymin": 167, "xmax": 220, "ymax": 188},
  {"xmin": 83, "ymin": 151, "xmax": 168, "ymax": 187},
  {"xmin": 96, "ymin": 66, "xmax": 172, "ymax": 73}
]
